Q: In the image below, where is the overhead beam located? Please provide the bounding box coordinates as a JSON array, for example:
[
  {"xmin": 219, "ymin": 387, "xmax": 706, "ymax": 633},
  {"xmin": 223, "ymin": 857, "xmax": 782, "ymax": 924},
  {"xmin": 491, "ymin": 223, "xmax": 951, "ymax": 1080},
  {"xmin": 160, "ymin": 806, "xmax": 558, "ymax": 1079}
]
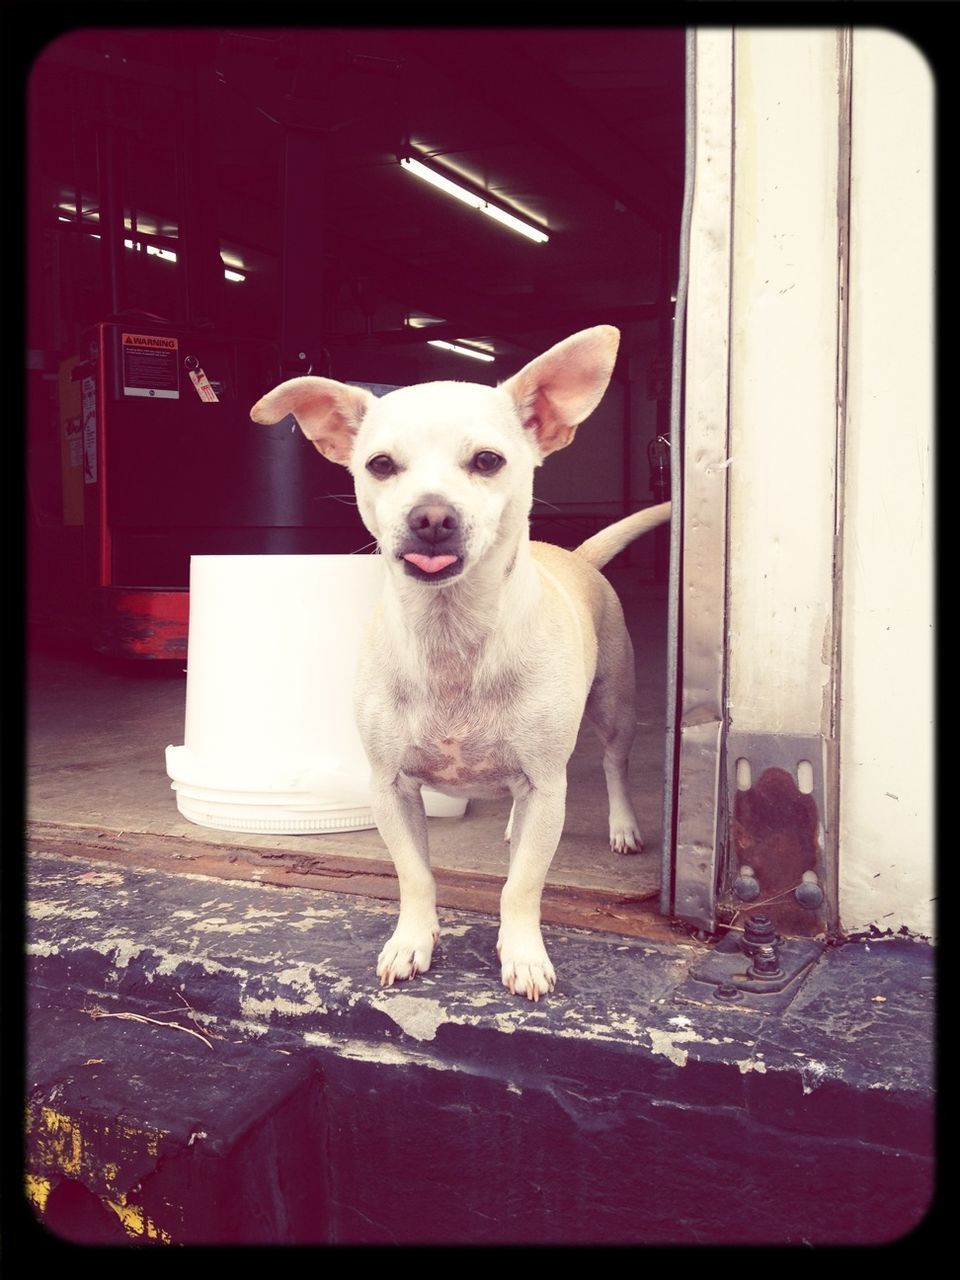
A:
[
  {"xmin": 397, "ymin": 30, "xmax": 680, "ymax": 235},
  {"xmin": 346, "ymin": 301, "xmax": 669, "ymax": 349}
]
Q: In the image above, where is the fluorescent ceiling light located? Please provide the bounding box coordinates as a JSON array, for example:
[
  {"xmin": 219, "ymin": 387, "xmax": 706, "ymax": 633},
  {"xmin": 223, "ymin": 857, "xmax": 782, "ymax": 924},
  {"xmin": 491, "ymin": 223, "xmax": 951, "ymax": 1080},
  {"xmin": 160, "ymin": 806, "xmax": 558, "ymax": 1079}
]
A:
[
  {"xmin": 407, "ymin": 311, "xmax": 446, "ymax": 329},
  {"xmin": 428, "ymin": 339, "xmax": 495, "ymax": 363},
  {"xmin": 401, "ymin": 155, "xmax": 549, "ymax": 244},
  {"xmin": 401, "ymin": 156, "xmax": 484, "ymax": 208},
  {"xmin": 224, "ymin": 269, "xmax": 246, "ymax": 283}
]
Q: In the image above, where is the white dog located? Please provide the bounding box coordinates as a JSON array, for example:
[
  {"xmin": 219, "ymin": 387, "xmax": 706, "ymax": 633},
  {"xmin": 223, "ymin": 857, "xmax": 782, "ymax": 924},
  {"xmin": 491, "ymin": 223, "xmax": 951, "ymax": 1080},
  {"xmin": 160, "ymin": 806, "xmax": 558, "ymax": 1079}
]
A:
[{"xmin": 252, "ymin": 327, "xmax": 670, "ymax": 1000}]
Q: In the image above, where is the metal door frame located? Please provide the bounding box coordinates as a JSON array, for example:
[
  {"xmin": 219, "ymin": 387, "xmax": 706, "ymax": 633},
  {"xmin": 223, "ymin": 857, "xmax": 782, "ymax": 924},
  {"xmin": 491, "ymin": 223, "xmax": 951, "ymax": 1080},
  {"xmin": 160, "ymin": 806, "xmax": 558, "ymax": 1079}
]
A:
[{"xmin": 663, "ymin": 29, "xmax": 849, "ymax": 936}]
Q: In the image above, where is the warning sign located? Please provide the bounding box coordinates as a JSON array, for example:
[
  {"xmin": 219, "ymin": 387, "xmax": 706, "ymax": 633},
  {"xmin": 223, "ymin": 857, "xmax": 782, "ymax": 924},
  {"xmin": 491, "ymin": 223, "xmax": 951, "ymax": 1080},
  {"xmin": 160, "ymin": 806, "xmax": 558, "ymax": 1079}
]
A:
[{"xmin": 122, "ymin": 332, "xmax": 180, "ymax": 399}]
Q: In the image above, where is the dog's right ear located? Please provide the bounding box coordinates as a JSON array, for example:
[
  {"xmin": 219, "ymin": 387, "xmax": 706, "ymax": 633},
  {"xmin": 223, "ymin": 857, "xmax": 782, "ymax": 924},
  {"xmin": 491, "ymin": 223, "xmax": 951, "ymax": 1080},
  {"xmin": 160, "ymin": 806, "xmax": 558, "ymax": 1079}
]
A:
[{"xmin": 250, "ymin": 377, "xmax": 377, "ymax": 467}]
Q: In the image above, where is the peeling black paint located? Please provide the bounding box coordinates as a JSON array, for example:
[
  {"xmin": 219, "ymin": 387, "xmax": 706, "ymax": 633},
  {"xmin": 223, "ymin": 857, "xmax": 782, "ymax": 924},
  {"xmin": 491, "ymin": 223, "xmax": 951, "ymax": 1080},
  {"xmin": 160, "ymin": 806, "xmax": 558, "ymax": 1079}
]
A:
[{"xmin": 24, "ymin": 850, "xmax": 935, "ymax": 1246}]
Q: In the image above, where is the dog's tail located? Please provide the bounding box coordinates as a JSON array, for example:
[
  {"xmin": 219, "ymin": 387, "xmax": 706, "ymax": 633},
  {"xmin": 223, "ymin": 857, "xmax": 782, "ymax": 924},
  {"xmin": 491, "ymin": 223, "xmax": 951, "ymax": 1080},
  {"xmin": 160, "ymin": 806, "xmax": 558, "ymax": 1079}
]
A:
[{"xmin": 573, "ymin": 501, "xmax": 672, "ymax": 570}]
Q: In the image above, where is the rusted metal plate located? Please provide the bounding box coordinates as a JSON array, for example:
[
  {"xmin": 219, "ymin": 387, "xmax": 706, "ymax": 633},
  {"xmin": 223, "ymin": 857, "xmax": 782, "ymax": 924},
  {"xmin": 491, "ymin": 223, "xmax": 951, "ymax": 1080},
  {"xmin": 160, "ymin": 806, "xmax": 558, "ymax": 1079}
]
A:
[{"xmin": 725, "ymin": 733, "xmax": 830, "ymax": 937}]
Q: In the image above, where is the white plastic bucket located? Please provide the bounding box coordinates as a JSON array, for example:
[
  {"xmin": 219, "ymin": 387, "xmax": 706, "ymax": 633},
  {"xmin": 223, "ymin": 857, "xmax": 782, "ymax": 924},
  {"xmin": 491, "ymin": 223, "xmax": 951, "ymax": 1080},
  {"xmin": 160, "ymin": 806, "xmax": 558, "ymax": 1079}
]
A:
[{"xmin": 165, "ymin": 555, "xmax": 467, "ymax": 833}]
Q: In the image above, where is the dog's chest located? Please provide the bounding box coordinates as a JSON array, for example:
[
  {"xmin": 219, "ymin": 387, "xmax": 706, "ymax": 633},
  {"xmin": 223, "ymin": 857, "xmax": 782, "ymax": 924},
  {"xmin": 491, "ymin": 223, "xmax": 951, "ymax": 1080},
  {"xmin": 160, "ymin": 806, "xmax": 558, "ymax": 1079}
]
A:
[
  {"xmin": 397, "ymin": 694, "xmax": 525, "ymax": 796},
  {"xmin": 401, "ymin": 736, "xmax": 518, "ymax": 794}
]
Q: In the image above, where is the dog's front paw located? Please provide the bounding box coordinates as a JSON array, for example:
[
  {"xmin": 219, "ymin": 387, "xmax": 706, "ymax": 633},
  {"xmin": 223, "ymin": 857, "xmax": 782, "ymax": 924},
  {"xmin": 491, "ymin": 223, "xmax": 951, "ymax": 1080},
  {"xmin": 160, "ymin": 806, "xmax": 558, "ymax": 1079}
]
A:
[
  {"xmin": 497, "ymin": 930, "xmax": 556, "ymax": 1002},
  {"xmin": 376, "ymin": 922, "xmax": 440, "ymax": 988}
]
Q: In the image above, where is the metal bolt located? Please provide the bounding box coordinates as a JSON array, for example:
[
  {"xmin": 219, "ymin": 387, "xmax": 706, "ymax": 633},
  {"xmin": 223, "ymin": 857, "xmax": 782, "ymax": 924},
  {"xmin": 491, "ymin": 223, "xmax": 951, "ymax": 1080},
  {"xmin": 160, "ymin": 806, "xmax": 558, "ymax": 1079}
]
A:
[
  {"xmin": 714, "ymin": 982, "xmax": 742, "ymax": 1001},
  {"xmin": 748, "ymin": 945, "xmax": 783, "ymax": 979},
  {"xmin": 740, "ymin": 914, "xmax": 784, "ymax": 980},
  {"xmin": 733, "ymin": 864, "xmax": 761, "ymax": 902},
  {"xmin": 742, "ymin": 914, "xmax": 777, "ymax": 947},
  {"xmin": 795, "ymin": 870, "xmax": 825, "ymax": 910}
]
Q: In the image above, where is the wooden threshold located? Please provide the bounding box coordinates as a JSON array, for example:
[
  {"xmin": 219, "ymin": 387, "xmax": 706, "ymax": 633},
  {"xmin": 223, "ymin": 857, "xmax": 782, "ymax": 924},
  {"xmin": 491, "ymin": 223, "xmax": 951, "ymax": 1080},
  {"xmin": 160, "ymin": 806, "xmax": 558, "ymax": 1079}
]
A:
[{"xmin": 25, "ymin": 820, "xmax": 679, "ymax": 942}]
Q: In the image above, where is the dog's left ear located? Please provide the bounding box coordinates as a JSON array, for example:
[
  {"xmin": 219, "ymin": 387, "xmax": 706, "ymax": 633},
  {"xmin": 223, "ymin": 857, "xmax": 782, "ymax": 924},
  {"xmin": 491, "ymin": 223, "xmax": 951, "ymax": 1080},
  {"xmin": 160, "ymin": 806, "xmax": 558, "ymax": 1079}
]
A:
[
  {"xmin": 501, "ymin": 326, "xmax": 620, "ymax": 457},
  {"xmin": 250, "ymin": 376, "xmax": 377, "ymax": 466}
]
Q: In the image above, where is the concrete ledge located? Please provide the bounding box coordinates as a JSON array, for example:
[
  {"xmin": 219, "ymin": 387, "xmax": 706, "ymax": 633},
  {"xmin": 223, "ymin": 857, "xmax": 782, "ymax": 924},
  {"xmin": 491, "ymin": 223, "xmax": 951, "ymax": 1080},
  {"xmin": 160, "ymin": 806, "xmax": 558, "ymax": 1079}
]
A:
[{"xmin": 25, "ymin": 849, "xmax": 935, "ymax": 1245}]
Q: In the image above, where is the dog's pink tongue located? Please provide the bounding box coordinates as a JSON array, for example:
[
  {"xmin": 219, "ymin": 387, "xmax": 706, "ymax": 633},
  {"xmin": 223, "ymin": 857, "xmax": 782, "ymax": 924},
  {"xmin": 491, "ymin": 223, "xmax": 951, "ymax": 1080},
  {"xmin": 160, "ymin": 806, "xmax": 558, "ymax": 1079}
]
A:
[{"xmin": 404, "ymin": 552, "xmax": 458, "ymax": 574}]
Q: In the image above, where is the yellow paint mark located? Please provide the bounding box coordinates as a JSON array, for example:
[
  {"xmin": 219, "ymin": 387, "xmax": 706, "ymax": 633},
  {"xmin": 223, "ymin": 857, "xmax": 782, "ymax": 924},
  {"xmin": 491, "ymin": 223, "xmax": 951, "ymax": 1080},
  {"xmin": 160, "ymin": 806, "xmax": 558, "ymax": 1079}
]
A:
[
  {"xmin": 121, "ymin": 1121, "xmax": 162, "ymax": 1158},
  {"xmin": 25, "ymin": 1173, "xmax": 53, "ymax": 1214},
  {"xmin": 30, "ymin": 1103, "xmax": 170, "ymax": 1179},
  {"xmin": 26, "ymin": 1173, "xmax": 172, "ymax": 1243},
  {"xmin": 28, "ymin": 1102, "xmax": 174, "ymax": 1240},
  {"xmin": 106, "ymin": 1194, "xmax": 172, "ymax": 1243},
  {"xmin": 38, "ymin": 1107, "xmax": 83, "ymax": 1178}
]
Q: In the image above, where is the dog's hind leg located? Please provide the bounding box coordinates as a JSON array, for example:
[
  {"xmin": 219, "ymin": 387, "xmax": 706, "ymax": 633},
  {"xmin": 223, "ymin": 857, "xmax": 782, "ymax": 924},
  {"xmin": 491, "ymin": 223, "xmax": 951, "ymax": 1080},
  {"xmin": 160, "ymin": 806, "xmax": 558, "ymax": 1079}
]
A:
[
  {"xmin": 370, "ymin": 777, "xmax": 441, "ymax": 986},
  {"xmin": 586, "ymin": 636, "xmax": 644, "ymax": 855}
]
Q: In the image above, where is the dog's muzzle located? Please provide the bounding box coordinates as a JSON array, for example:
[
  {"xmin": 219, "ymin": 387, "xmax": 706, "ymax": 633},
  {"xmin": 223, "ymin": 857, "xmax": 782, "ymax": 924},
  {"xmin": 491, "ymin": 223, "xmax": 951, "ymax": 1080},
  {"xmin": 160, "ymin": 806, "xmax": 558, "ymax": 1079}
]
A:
[{"xmin": 400, "ymin": 497, "xmax": 464, "ymax": 583}]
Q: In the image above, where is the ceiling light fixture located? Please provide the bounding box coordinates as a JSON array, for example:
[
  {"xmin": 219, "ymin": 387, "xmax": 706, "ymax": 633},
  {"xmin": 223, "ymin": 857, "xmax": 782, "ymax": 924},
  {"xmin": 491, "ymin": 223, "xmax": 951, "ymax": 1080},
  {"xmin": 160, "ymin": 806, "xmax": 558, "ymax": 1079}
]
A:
[
  {"xmin": 400, "ymin": 154, "xmax": 549, "ymax": 245},
  {"xmin": 428, "ymin": 339, "xmax": 495, "ymax": 363}
]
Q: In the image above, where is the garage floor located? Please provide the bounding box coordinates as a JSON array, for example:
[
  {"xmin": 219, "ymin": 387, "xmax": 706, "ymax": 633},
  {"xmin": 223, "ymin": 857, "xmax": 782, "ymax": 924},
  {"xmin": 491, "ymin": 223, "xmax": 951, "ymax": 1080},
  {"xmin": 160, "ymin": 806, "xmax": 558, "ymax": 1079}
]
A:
[{"xmin": 26, "ymin": 569, "xmax": 668, "ymax": 900}]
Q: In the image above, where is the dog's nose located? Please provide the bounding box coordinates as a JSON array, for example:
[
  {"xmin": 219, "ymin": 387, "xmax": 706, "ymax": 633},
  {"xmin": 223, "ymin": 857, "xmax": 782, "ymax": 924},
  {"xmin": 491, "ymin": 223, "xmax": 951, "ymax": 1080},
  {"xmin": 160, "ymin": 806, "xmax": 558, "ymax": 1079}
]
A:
[{"xmin": 406, "ymin": 498, "xmax": 459, "ymax": 544}]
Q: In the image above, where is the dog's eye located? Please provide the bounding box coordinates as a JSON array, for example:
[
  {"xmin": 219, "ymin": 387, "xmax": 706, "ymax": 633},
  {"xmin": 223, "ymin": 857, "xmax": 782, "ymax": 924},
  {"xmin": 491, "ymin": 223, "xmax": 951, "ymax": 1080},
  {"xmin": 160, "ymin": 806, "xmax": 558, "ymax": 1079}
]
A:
[
  {"xmin": 471, "ymin": 450, "xmax": 506, "ymax": 475},
  {"xmin": 366, "ymin": 454, "xmax": 397, "ymax": 478}
]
